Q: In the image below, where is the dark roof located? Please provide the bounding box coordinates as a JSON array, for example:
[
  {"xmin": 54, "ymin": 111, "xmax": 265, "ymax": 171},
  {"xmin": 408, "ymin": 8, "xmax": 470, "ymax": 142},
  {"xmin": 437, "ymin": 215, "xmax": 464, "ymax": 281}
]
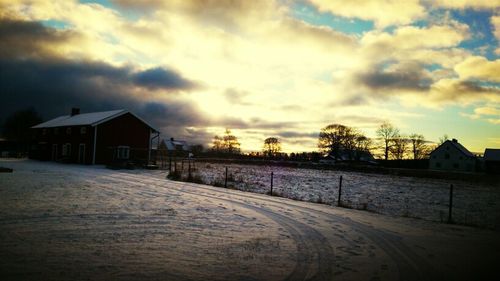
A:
[
  {"xmin": 161, "ymin": 139, "xmax": 190, "ymax": 151},
  {"xmin": 431, "ymin": 139, "xmax": 475, "ymax": 158},
  {"xmin": 484, "ymin": 149, "xmax": 500, "ymax": 161},
  {"xmin": 32, "ymin": 109, "xmax": 158, "ymax": 132}
]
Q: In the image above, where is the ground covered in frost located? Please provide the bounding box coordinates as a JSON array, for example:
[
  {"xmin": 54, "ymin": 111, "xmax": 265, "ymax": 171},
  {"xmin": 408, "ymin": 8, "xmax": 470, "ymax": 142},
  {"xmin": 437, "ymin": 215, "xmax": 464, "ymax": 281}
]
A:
[
  {"xmin": 1, "ymin": 159, "xmax": 500, "ymax": 281},
  {"xmin": 178, "ymin": 162, "xmax": 500, "ymax": 229}
]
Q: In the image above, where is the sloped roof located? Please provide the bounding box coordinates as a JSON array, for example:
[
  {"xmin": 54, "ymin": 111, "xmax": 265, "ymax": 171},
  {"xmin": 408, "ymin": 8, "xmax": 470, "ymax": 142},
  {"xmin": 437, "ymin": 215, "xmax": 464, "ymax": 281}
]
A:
[
  {"xmin": 161, "ymin": 139, "xmax": 190, "ymax": 151},
  {"xmin": 484, "ymin": 149, "xmax": 500, "ymax": 161},
  {"xmin": 32, "ymin": 109, "xmax": 158, "ymax": 132},
  {"xmin": 450, "ymin": 140, "xmax": 475, "ymax": 157},
  {"xmin": 431, "ymin": 139, "xmax": 475, "ymax": 158}
]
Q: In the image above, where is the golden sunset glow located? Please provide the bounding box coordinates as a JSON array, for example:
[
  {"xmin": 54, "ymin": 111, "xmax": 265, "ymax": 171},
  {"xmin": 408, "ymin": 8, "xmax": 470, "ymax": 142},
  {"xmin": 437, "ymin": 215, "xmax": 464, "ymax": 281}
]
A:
[{"xmin": 1, "ymin": 0, "xmax": 499, "ymax": 153}]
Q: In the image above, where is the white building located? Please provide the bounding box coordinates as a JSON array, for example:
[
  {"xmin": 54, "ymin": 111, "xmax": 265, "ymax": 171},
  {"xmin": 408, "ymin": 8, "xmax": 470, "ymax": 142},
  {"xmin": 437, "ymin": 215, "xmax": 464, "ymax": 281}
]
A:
[{"xmin": 429, "ymin": 139, "xmax": 476, "ymax": 172}]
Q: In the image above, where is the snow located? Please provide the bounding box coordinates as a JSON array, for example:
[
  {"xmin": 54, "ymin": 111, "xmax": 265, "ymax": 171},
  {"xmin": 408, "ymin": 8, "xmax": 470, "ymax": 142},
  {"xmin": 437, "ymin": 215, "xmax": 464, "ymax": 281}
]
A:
[
  {"xmin": 1, "ymin": 159, "xmax": 499, "ymax": 280},
  {"xmin": 32, "ymin": 109, "xmax": 125, "ymax": 128},
  {"xmin": 0, "ymin": 159, "xmax": 295, "ymax": 280},
  {"xmin": 184, "ymin": 162, "xmax": 500, "ymax": 229}
]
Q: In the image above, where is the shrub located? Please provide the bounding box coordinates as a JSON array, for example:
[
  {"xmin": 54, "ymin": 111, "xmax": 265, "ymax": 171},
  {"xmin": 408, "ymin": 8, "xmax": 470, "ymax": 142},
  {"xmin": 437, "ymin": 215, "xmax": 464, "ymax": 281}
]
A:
[{"xmin": 167, "ymin": 170, "xmax": 182, "ymax": 181}]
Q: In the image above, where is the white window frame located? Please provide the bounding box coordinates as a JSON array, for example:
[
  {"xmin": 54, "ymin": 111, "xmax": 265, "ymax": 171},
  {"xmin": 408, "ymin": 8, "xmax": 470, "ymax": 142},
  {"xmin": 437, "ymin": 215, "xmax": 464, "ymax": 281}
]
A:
[
  {"xmin": 116, "ymin": 146, "xmax": 130, "ymax": 160},
  {"xmin": 66, "ymin": 127, "xmax": 72, "ymax": 135},
  {"xmin": 78, "ymin": 143, "xmax": 86, "ymax": 163},
  {"xmin": 62, "ymin": 143, "xmax": 72, "ymax": 157}
]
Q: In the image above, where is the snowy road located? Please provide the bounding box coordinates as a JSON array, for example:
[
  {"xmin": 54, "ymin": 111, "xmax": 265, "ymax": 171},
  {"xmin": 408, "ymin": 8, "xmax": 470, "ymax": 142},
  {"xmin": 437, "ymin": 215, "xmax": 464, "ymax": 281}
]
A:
[{"xmin": 1, "ymin": 160, "xmax": 499, "ymax": 281}]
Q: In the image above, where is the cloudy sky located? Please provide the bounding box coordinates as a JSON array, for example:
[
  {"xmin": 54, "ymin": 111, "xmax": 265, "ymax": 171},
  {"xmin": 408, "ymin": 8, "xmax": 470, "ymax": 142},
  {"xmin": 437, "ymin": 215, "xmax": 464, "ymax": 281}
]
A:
[{"xmin": 0, "ymin": 0, "xmax": 499, "ymax": 153}]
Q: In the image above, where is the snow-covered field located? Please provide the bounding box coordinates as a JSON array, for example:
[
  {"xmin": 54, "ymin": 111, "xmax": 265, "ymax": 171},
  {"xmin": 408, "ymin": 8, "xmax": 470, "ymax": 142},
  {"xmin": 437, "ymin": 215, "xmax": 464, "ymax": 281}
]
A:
[
  {"xmin": 1, "ymin": 159, "xmax": 500, "ymax": 281},
  {"xmin": 180, "ymin": 162, "xmax": 500, "ymax": 229}
]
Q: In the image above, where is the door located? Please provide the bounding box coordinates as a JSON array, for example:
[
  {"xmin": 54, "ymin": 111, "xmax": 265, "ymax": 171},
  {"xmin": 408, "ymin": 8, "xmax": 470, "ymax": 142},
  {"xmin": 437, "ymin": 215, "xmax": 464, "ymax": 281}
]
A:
[
  {"xmin": 51, "ymin": 144, "xmax": 58, "ymax": 161},
  {"xmin": 78, "ymin": 144, "xmax": 86, "ymax": 164}
]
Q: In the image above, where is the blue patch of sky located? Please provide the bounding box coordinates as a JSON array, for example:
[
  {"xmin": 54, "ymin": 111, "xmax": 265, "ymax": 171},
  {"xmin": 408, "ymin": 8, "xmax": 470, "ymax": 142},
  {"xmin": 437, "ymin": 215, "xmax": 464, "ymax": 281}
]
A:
[
  {"xmin": 79, "ymin": 0, "xmax": 142, "ymax": 21},
  {"xmin": 451, "ymin": 9, "xmax": 497, "ymax": 59},
  {"xmin": 291, "ymin": 1, "xmax": 373, "ymax": 35},
  {"xmin": 425, "ymin": 63, "xmax": 443, "ymax": 72},
  {"xmin": 477, "ymin": 81, "xmax": 500, "ymax": 89},
  {"xmin": 41, "ymin": 19, "xmax": 70, "ymax": 29},
  {"xmin": 79, "ymin": 0, "xmax": 113, "ymax": 8}
]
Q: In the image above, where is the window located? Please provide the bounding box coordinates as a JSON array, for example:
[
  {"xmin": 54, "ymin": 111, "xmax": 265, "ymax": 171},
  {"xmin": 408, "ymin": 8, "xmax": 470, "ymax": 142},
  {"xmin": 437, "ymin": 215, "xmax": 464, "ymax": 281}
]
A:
[
  {"xmin": 54, "ymin": 128, "xmax": 59, "ymax": 135},
  {"xmin": 453, "ymin": 163, "xmax": 459, "ymax": 169},
  {"xmin": 42, "ymin": 129, "xmax": 47, "ymax": 135},
  {"xmin": 66, "ymin": 127, "xmax": 72, "ymax": 135},
  {"xmin": 436, "ymin": 162, "xmax": 441, "ymax": 168},
  {"xmin": 62, "ymin": 143, "xmax": 72, "ymax": 156},
  {"xmin": 116, "ymin": 146, "xmax": 130, "ymax": 160},
  {"xmin": 80, "ymin": 127, "xmax": 87, "ymax": 134},
  {"xmin": 444, "ymin": 153, "xmax": 450, "ymax": 159}
]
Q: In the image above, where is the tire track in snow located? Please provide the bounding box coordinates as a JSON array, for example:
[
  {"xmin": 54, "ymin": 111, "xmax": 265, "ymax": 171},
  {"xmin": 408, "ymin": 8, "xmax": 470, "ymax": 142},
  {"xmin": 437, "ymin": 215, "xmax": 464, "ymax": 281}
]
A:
[
  {"xmin": 64, "ymin": 167, "xmax": 438, "ymax": 280},
  {"xmin": 92, "ymin": 171, "xmax": 333, "ymax": 281},
  {"xmin": 106, "ymin": 170, "xmax": 440, "ymax": 281}
]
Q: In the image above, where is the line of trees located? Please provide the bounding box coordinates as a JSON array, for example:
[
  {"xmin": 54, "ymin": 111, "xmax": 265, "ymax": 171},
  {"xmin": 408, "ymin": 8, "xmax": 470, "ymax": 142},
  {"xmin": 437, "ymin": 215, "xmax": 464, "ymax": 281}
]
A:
[
  {"xmin": 211, "ymin": 129, "xmax": 241, "ymax": 155},
  {"xmin": 208, "ymin": 122, "xmax": 435, "ymax": 160},
  {"xmin": 317, "ymin": 124, "xmax": 372, "ymax": 160},
  {"xmin": 375, "ymin": 122, "xmax": 434, "ymax": 160},
  {"xmin": 1, "ymin": 109, "xmax": 437, "ymax": 161}
]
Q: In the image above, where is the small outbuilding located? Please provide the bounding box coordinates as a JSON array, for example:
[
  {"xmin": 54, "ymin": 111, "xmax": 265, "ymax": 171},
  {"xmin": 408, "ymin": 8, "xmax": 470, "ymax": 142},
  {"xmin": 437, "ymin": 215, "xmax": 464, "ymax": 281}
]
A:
[
  {"xmin": 30, "ymin": 108, "xmax": 159, "ymax": 165},
  {"xmin": 429, "ymin": 139, "xmax": 476, "ymax": 172},
  {"xmin": 483, "ymin": 148, "xmax": 500, "ymax": 174}
]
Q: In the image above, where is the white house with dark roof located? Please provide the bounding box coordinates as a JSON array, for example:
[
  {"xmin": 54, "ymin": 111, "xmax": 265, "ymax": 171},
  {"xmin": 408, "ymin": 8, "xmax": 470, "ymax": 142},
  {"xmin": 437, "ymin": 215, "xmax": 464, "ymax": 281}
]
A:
[{"xmin": 429, "ymin": 139, "xmax": 476, "ymax": 172}]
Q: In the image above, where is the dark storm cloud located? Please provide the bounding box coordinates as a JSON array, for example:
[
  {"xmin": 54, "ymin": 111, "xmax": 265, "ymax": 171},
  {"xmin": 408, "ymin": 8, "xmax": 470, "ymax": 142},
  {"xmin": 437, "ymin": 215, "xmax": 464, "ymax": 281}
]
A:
[
  {"xmin": 0, "ymin": 58, "xmax": 204, "ymax": 130},
  {"xmin": 0, "ymin": 18, "xmax": 204, "ymax": 140},
  {"xmin": 0, "ymin": 19, "xmax": 76, "ymax": 59},
  {"xmin": 133, "ymin": 67, "xmax": 196, "ymax": 90},
  {"xmin": 355, "ymin": 63, "xmax": 432, "ymax": 92},
  {"xmin": 277, "ymin": 131, "xmax": 319, "ymax": 138}
]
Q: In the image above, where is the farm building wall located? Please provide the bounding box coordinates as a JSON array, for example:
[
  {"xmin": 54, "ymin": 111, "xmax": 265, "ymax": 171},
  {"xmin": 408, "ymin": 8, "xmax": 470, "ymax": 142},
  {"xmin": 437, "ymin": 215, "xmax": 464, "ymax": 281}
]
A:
[
  {"xmin": 94, "ymin": 113, "xmax": 151, "ymax": 165},
  {"xmin": 429, "ymin": 142, "xmax": 475, "ymax": 172},
  {"xmin": 30, "ymin": 125, "xmax": 94, "ymax": 164}
]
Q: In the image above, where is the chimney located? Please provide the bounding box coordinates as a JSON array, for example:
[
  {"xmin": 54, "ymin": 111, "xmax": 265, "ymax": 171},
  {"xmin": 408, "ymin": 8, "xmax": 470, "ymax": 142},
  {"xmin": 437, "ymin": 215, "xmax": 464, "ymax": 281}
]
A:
[
  {"xmin": 71, "ymin": 108, "xmax": 80, "ymax": 116},
  {"xmin": 452, "ymin": 138, "xmax": 457, "ymax": 143}
]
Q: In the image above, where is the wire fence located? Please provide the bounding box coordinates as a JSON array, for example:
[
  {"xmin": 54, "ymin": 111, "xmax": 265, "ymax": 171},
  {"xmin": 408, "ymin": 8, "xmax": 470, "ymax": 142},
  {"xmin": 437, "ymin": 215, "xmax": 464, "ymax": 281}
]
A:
[{"xmin": 168, "ymin": 161, "xmax": 500, "ymax": 229}]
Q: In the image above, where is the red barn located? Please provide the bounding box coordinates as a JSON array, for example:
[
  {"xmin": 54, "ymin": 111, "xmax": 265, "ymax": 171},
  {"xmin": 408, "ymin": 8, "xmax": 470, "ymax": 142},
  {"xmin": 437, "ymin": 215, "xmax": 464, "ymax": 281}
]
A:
[{"xmin": 30, "ymin": 108, "xmax": 160, "ymax": 165}]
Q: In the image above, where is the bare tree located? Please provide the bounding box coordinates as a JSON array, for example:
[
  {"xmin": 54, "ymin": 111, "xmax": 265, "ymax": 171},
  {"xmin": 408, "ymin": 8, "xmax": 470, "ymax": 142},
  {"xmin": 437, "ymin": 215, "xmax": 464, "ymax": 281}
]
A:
[
  {"xmin": 211, "ymin": 129, "xmax": 241, "ymax": 154},
  {"xmin": 408, "ymin": 134, "xmax": 427, "ymax": 159},
  {"xmin": 263, "ymin": 137, "xmax": 281, "ymax": 157},
  {"xmin": 376, "ymin": 122, "xmax": 399, "ymax": 160},
  {"xmin": 354, "ymin": 135, "xmax": 372, "ymax": 152},
  {"xmin": 438, "ymin": 134, "xmax": 449, "ymax": 145},
  {"xmin": 2, "ymin": 107, "xmax": 42, "ymax": 141},
  {"xmin": 211, "ymin": 135, "xmax": 223, "ymax": 152},
  {"xmin": 318, "ymin": 124, "xmax": 356, "ymax": 159},
  {"xmin": 389, "ymin": 134, "xmax": 409, "ymax": 160},
  {"xmin": 318, "ymin": 124, "xmax": 371, "ymax": 160}
]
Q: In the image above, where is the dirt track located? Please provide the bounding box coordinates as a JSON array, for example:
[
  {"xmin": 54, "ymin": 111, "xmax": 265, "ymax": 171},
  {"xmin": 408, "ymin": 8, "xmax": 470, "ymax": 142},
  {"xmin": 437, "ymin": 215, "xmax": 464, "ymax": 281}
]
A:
[{"xmin": 1, "ymin": 160, "xmax": 499, "ymax": 280}]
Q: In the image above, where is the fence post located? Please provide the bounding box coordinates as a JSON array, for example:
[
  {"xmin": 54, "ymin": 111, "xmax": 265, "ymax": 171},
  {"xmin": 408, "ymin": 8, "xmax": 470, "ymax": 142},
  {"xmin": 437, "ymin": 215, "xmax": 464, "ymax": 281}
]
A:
[
  {"xmin": 448, "ymin": 184, "xmax": 453, "ymax": 223},
  {"xmin": 188, "ymin": 160, "xmax": 192, "ymax": 179},
  {"xmin": 270, "ymin": 172, "xmax": 274, "ymax": 196},
  {"xmin": 224, "ymin": 166, "xmax": 228, "ymax": 188},
  {"xmin": 169, "ymin": 156, "xmax": 172, "ymax": 172},
  {"xmin": 338, "ymin": 175, "xmax": 343, "ymax": 207}
]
